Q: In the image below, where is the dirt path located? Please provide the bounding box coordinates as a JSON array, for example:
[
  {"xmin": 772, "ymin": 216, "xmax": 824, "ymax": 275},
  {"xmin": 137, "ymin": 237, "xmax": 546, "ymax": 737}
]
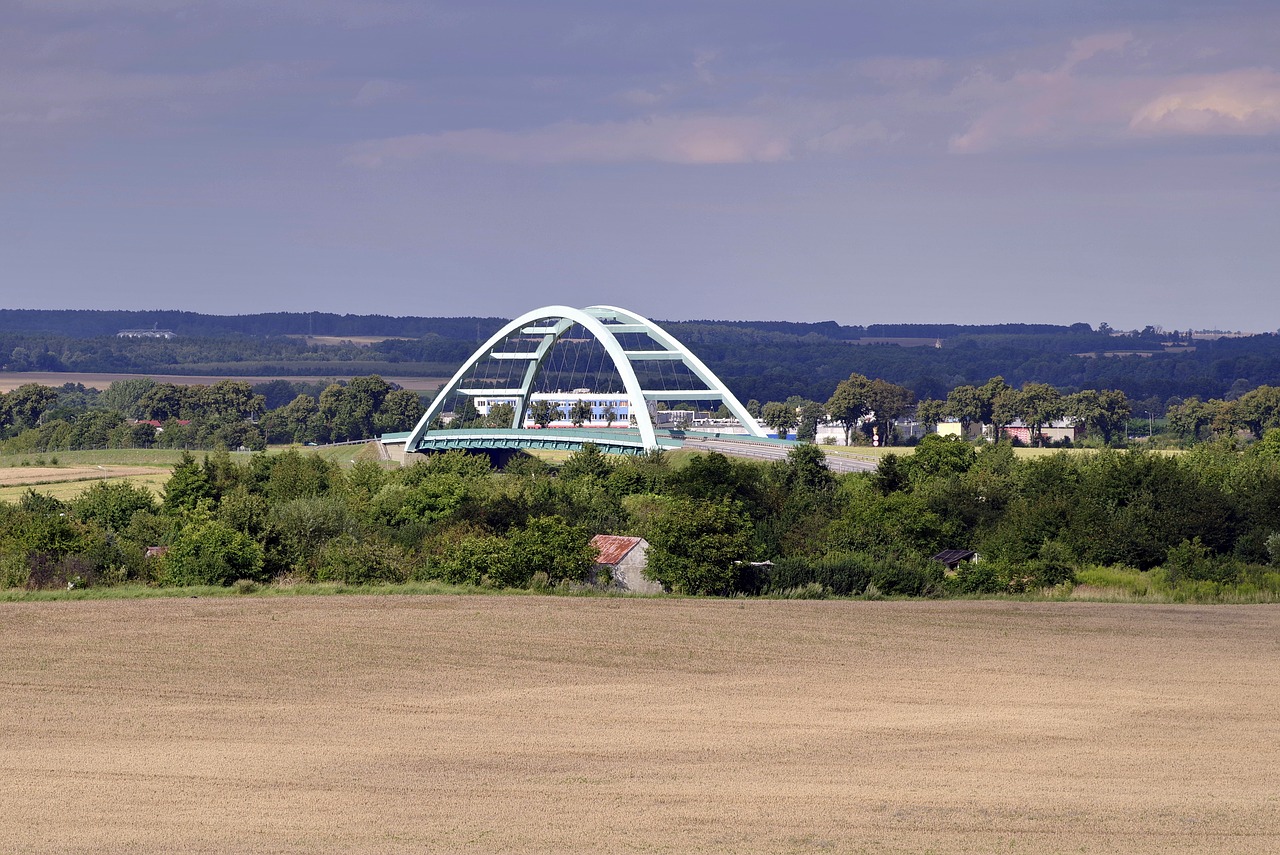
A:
[{"xmin": 1, "ymin": 597, "xmax": 1277, "ymax": 854}]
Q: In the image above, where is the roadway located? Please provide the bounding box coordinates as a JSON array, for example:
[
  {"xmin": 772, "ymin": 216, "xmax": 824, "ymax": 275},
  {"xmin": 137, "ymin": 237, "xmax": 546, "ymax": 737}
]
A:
[{"xmin": 679, "ymin": 434, "xmax": 881, "ymax": 473}]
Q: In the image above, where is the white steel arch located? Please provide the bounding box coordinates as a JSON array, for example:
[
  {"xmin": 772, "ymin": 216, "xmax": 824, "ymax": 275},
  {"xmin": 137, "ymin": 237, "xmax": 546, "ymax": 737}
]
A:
[{"xmin": 404, "ymin": 304, "xmax": 765, "ymax": 452}]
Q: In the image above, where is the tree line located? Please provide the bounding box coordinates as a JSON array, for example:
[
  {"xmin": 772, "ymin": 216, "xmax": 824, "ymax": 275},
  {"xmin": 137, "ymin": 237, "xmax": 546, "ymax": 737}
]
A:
[
  {"xmin": 0, "ymin": 376, "xmax": 426, "ymax": 454},
  {"xmin": 4, "ymin": 433, "xmax": 1280, "ymax": 600},
  {"xmin": 5, "ymin": 313, "xmax": 1280, "ymax": 412}
]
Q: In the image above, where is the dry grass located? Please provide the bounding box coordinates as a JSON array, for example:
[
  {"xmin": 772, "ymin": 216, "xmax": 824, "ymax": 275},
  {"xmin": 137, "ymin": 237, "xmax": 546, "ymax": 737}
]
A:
[
  {"xmin": 291, "ymin": 334, "xmax": 417, "ymax": 346},
  {"xmin": 0, "ymin": 465, "xmax": 163, "ymax": 487},
  {"xmin": 2, "ymin": 597, "xmax": 1277, "ymax": 854},
  {"xmin": 0, "ymin": 465, "xmax": 170, "ymax": 502},
  {"xmin": 0, "ymin": 470, "xmax": 170, "ymax": 502}
]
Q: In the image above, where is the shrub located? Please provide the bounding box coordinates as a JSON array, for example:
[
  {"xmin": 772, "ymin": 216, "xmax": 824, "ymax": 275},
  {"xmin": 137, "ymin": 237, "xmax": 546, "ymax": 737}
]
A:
[
  {"xmin": 950, "ymin": 560, "xmax": 1004, "ymax": 595},
  {"xmin": 311, "ymin": 535, "xmax": 409, "ymax": 585},
  {"xmin": 431, "ymin": 532, "xmax": 509, "ymax": 586},
  {"xmin": 161, "ymin": 518, "xmax": 265, "ymax": 586},
  {"xmin": 774, "ymin": 582, "xmax": 830, "ymax": 599},
  {"xmin": 0, "ymin": 553, "xmax": 30, "ymax": 589},
  {"xmin": 1164, "ymin": 537, "xmax": 1239, "ymax": 585},
  {"xmin": 505, "ymin": 515, "xmax": 596, "ymax": 586},
  {"xmin": 768, "ymin": 552, "xmax": 940, "ymax": 597}
]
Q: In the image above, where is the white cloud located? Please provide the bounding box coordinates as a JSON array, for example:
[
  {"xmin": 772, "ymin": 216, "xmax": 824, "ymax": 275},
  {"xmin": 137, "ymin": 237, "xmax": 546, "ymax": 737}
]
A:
[
  {"xmin": 1130, "ymin": 68, "xmax": 1280, "ymax": 134},
  {"xmin": 947, "ymin": 32, "xmax": 1149, "ymax": 153}
]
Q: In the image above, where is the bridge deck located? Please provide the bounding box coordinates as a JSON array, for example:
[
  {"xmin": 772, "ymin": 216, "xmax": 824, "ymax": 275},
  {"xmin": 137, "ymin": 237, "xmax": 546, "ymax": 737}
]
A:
[{"xmin": 381, "ymin": 428, "xmax": 878, "ymax": 471}]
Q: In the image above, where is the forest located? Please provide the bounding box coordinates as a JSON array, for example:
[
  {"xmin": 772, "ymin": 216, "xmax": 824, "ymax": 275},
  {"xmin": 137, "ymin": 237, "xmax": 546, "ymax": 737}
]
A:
[{"xmin": 3, "ymin": 310, "xmax": 1279, "ymax": 412}]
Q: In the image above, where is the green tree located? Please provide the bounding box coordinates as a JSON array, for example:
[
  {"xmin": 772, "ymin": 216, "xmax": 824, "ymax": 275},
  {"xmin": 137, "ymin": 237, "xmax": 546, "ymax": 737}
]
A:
[
  {"xmin": 568, "ymin": 399, "xmax": 594, "ymax": 427},
  {"xmin": 796, "ymin": 400, "xmax": 824, "ymax": 442},
  {"xmin": 761, "ymin": 401, "xmax": 798, "ymax": 440},
  {"xmin": 197, "ymin": 380, "xmax": 265, "ymax": 422},
  {"xmin": 527, "ymin": 399, "xmax": 562, "ymax": 428},
  {"xmin": 71, "ymin": 481, "xmax": 158, "ymax": 532},
  {"xmin": 98, "ymin": 377, "xmax": 156, "ymax": 419},
  {"xmin": 864, "ymin": 379, "xmax": 914, "ymax": 446},
  {"xmin": 1066, "ymin": 389, "xmax": 1131, "ymax": 445},
  {"xmin": 906, "ymin": 434, "xmax": 977, "ymax": 483},
  {"xmin": 644, "ymin": 497, "xmax": 754, "ymax": 595},
  {"xmin": 1233, "ymin": 386, "xmax": 1280, "ymax": 439},
  {"xmin": 1015, "ymin": 382, "xmax": 1065, "ymax": 447},
  {"xmin": 826, "ymin": 373, "xmax": 872, "ymax": 445},
  {"xmin": 137, "ymin": 383, "xmax": 186, "ymax": 422},
  {"xmin": 990, "ymin": 387, "xmax": 1019, "ymax": 444},
  {"xmin": 161, "ymin": 516, "xmax": 264, "ymax": 586},
  {"xmin": 944, "ymin": 385, "xmax": 985, "ymax": 436},
  {"xmin": 915, "ymin": 398, "xmax": 946, "ymax": 432},
  {"xmin": 2, "ymin": 384, "xmax": 60, "ymax": 433},
  {"xmin": 375, "ymin": 388, "xmax": 424, "ymax": 434},
  {"xmin": 560, "ymin": 443, "xmax": 612, "ymax": 481},
  {"xmin": 271, "ymin": 394, "xmax": 321, "ymax": 444},
  {"xmin": 505, "ymin": 515, "xmax": 596, "ymax": 587},
  {"xmin": 161, "ymin": 451, "xmax": 216, "ymax": 514},
  {"xmin": 452, "ymin": 395, "xmax": 481, "ymax": 428},
  {"xmin": 1166, "ymin": 397, "xmax": 1215, "ymax": 442},
  {"xmin": 486, "ymin": 402, "xmax": 517, "ymax": 428}
]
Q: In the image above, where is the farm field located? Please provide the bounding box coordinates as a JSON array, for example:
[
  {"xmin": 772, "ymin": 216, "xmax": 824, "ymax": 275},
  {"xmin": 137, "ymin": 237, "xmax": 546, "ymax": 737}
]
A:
[
  {"xmin": 0, "ymin": 465, "xmax": 169, "ymax": 502},
  {"xmin": 0, "ymin": 371, "xmax": 446, "ymax": 392},
  {"xmin": 2, "ymin": 597, "xmax": 1276, "ymax": 854}
]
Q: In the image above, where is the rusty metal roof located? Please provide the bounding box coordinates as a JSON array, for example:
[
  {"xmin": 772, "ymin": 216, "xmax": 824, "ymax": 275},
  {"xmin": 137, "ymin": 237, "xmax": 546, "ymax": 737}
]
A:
[{"xmin": 590, "ymin": 534, "xmax": 644, "ymax": 565}]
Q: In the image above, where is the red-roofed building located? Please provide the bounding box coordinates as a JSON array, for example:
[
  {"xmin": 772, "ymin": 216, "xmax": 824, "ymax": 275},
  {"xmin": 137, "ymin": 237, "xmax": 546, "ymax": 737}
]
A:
[{"xmin": 590, "ymin": 534, "xmax": 661, "ymax": 594}]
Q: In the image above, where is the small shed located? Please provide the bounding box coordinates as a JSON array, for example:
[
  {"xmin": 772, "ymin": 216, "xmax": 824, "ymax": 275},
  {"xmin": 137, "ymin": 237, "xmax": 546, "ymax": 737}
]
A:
[
  {"xmin": 590, "ymin": 535, "xmax": 662, "ymax": 594},
  {"xmin": 932, "ymin": 549, "xmax": 978, "ymax": 573}
]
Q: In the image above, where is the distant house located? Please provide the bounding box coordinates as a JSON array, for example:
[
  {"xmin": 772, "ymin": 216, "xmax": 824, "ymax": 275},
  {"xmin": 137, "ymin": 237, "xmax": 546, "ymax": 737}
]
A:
[
  {"xmin": 589, "ymin": 534, "xmax": 662, "ymax": 594},
  {"xmin": 935, "ymin": 420, "xmax": 983, "ymax": 441},
  {"xmin": 131, "ymin": 418, "xmax": 191, "ymax": 434},
  {"xmin": 1000, "ymin": 419, "xmax": 1082, "ymax": 445},
  {"xmin": 117, "ymin": 328, "xmax": 177, "ymax": 339},
  {"xmin": 932, "ymin": 549, "xmax": 977, "ymax": 573}
]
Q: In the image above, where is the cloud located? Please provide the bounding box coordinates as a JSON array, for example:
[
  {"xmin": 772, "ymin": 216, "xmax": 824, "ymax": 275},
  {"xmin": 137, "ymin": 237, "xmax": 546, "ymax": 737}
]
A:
[
  {"xmin": 348, "ymin": 114, "xmax": 796, "ymax": 166},
  {"xmin": 14, "ymin": 0, "xmax": 419, "ymax": 27},
  {"xmin": 0, "ymin": 63, "xmax": 303, "ymax": 127},
  {"xmin": 1130, "ymin": 68, "xmax": 1280, "ymax": 134},
  {"xmin": 947, "ymin": 32, "xmax": 1146, "ymax": 153}
]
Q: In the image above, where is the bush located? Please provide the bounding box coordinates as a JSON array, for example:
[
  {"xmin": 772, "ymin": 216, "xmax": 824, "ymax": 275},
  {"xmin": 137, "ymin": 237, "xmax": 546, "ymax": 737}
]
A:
[
  {"xmin": 161, "ymin": 518, "xmax": 265, "ymax": 586},
  {"xmin": 311, "ymin": 535, "xmax": 409, "ymax": 585},
  {"xmin": 431, "ymin": 532, "xmax": 510, "ymax": 586},
  {"xmin": 1164, "ymin": 537, "xmax": 1239, "ymax": 585},
  {"xmin": 949, "ymin": 560, "xmax": 1004, "ymax": 595},
  {"xmin": 767, "ymin": 552, "xmax": 940, "ymax": 597},
  {"xmin": 0, "ymin": 552, "xmax": 29, "ymax": 589},
  {"xmin": 774, "ymin": 582, "xmax": 830, "ymax": 599}
]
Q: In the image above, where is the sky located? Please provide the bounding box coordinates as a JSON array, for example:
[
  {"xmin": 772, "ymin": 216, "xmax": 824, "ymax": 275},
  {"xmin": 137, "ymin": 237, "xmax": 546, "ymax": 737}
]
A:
[{"xmin": 3, "ymin": 1, "xmax": 1278, "ymax": 331}]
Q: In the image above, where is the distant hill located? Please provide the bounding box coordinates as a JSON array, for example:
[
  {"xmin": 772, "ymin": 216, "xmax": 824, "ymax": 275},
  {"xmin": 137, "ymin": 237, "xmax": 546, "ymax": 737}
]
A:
[{"xmin": 2, "ymin": 309, "xmax": 1278, "ymax": 413}]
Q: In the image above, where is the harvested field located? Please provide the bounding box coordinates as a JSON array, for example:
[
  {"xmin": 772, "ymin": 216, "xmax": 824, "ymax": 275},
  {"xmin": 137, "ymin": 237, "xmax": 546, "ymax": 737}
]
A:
[
  {"xmin": 0, "ymin": 464, "xmax": 170, "ymax": 501},
  {"xmin": 0, "ymin": 465, "xmax": 160, "ymax": 487},
  {"xmin": 2, "ymin": 597, "xmax": 1277, "ymax": 854}
]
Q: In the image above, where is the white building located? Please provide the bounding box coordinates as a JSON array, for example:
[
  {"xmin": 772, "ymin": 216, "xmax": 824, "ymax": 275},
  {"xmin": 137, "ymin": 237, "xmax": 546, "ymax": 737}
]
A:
[{"xmin": 472, "ymin": 390, "xmax": 641, "ymax": 427}]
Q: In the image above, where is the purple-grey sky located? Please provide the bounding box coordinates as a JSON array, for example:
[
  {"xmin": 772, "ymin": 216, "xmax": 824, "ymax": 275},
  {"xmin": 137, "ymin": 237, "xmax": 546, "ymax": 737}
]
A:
[{"xmin": 3, "ymin": 1, "xmax": 1278, "ymax": 330}]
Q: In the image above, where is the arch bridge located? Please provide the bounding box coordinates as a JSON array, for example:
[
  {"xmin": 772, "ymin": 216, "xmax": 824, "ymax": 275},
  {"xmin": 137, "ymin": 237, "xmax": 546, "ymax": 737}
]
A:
[{"xmin": 399, "ymin": 304, "xmax": 774, "ymax": 459}]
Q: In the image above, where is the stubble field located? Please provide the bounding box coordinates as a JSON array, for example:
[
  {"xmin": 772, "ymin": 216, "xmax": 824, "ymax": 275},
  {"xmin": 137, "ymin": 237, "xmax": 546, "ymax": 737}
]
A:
[{"xmin": 2, "ymin": 596, "xmax": 1277, "ymax": 854}]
